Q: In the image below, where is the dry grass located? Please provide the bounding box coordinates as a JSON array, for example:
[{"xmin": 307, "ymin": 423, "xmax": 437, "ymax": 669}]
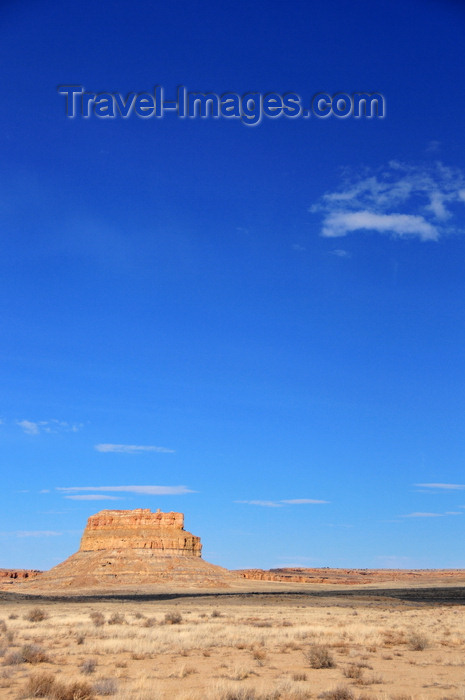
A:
[
  {"xmin": 20, "ymin": 674, "xmax": 95, "ymax": 699},
  {"xmin": 22, "ymin": 671, "xmax": 56, "ymax": 697},
  {"xmin": 89, "ymin": 612, "xmax": 105, "ymax": 627},
  {"xmin": 1, "ymin": 594, "xmax": 464, "ymax": 699}
]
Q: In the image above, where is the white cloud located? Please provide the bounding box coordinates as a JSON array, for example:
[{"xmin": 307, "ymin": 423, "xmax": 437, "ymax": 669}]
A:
[
  {"xmin": 330, "ymin": 248, "xmax": 351, "ymax": 258},
  {"xmin": 65, "ymin": 495, "xmax": 122, "ymax": 501},
  {"xmin": 17, "ymin": 419, "xmax": 83, "ymax": 435},
  {"xmin": 95, "ymin": 444, "xmax": 174, "ymax": 454},
  {"xmin": 311, "ymin": 161, "xmax": 465, "ymax": 241},
  {"xmin": 236, "ymin": 498, "xmax": 329, "ymax": 507},
  {"xmin": 415, "ymin": 483, "xmax": 465, "ymax": 490},
  {"xmin": 322, "ymin": 211, "xmax": 437, "ymax": 240},
  {"xmin": 401, "ymin": 512, "xmax": 444, "ymax": 518},
  {"xmin": 17, "ymin": 420, "xmax": 40, "ymax": 435},
  {"xmin": 56, "ymin": 485, "xmax": 194, "ymax": 495},
  {"xmin": 281, "ymin": 499, "xmax": 329, "ymax": 504},
  {"xmin": 235, "ymin": 500, "xmax": 283, "ymax": 508}
]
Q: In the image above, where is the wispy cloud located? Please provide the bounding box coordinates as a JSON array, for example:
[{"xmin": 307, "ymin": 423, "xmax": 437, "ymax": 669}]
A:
[
  {"xmin": 235, "ymin": 500, "xmax": 283, "ymax": 508},
  {"xmin": 65, "ymin": 495, "xmax": 122, "ymax": 501},
  {"xmin": 311, "ymin": 161, "xmax": 465, "ymax": 241},
  {"xmin": 281, "ymin": 499, "xmax": 329, "ymax": 504},
  {"xmin": 401, "ymin": 512, "xmax": 444, "ymax": 518},
  {"xmin": 415, "ymin": 483, "xmax": 465, "ymax": 490},
  {"xmin": 17, "ymin": 420, "xmax": 40, "ymax": 435},
  {"xmin": 329, "ymin": 248, "xmax": 351, "ymax": 258},
  {"xmin": 17, "ymin": 419, "xmax": 83, "ymax": 435},
  {"xmin": 95, "ymin": 444, "xmax": 174, "ymax": 454},
  {"xmin": 236, "ymin": 498, "xmax": 329, "ymax": 507},
  {"xmin": 56, "ymin": 485, "xmax": 195, "ymax": 495}
]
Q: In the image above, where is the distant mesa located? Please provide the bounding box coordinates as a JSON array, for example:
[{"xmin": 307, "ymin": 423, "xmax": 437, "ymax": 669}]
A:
[
  {"xmin": 80, "ymin": 508, "xmax": 203, "ymax": 557},
  {"xmin": 2, "ymin": 511, "xmax": 465, "ymax": 594},
  {"xmin": 9, "ymin": 508, "xmax": 238, "ymax": 592}
]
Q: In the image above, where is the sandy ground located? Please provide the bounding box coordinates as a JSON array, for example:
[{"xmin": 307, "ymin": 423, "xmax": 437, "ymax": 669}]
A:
[{"xmin": 1, "ymin": 584, "xmax": 465, "ymax": 699}]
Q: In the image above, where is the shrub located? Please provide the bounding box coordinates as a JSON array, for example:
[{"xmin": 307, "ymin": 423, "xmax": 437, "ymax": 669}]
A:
[
  {"xmin": 408, "ymin": 633, "xmax": 429, "ymax": 651},
  {"xmin": 211, "ymin": 609, "xmax": 223, "ymax": 618},
  {"xmin": 107, "ymin": 612, "xmax": 125, "ymax": 625},
  {"xmin": 92, "ymin": 678, "xmax": 117, "ymax": 696},
  {"xmin": 25, "ymin": 608, "xmax": 48, "ymax": 623},
  {"xmin": 164, "ymin": 612, "xmax": 182, "ymax": 625},
  {"xmin": 89, "ymin": 612, "xmax": 105, "ymax": 627},
  {"xmin": 23, "ymin": 671, "xmax": 56, "ymax": 697},
  {"xmin": 76, "ymin": 634, "xmax": 85, "ymax": 645},
  {"xmin": 142, "ymin": 617, "xmax": 157, "ymax": 627},
  {"xmin": 304, "ymin": 645, "xmax": 335, "ymax": 669},
  {"xmin": 21, "ymin": 644, "xmax": 50, "ymax": 664},
  {"xmin": 0, "ymin": 620, "xmax": 7, "ymax": 633},
  {"xmin": 343, "ymin": 664, "xmax": 363, "ymax": 680},
  {"xmin": 3, "ymin": 650, "xmax": 24, "ymax": 665},
  {"xmin": 8, "ymin": 613, "xmax": 18, "ymax": 620},
  {"xmin": 80, "ymin": 658, "xmax": 97, "ymax": 675}
]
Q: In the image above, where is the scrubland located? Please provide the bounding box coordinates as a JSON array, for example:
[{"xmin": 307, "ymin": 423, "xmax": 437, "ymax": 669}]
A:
[{"xmin": 0, "ymin": 593, "xmax": 464, "ymax": 700}]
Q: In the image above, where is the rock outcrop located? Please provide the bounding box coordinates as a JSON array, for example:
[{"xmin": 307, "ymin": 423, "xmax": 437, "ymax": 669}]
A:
[
  {"xmin": 80, "ymin": 509, "xmax": 202, "ymax": 557},
  {"xmin": 236, "ymin": 567, "xmax": 465, "ymax": 585},
  {"xmin": 10, "ymin": 508, "xmax": 239, "ymax": 592},
  {"xmin": 0, "ymin": 569, "xmax": 42, "ymax": 582}
]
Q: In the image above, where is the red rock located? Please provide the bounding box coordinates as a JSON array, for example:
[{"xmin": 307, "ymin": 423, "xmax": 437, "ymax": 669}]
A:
[{"xmin": 0, "ymin": 569, "xmax": 41, "ymax": 582}]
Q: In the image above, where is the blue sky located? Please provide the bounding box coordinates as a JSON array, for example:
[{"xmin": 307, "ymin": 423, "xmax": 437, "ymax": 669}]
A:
[{"xmin": 2, "ymin": 0, "xmax": 465, "ymax": 571}]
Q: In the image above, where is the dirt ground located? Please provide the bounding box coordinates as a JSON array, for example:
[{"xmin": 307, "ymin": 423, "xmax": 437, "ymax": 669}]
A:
[{"xmin": 1, "ymin": 585, "xmax": 465, "ymax": 699}]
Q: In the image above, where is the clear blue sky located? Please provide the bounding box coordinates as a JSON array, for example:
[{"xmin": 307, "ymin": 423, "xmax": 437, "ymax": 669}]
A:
[{"xmin": 2, "ymin": 0, "xmax": 465, "ymax": 571}]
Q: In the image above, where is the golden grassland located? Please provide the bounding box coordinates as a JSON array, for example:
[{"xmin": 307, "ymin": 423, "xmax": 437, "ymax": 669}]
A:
[{"xmin": 1, "ymin": 593, "xmax": 465, "ymax": 700}]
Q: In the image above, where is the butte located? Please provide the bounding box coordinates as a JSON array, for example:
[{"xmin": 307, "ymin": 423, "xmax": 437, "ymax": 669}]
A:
[{"xmin": 18, "ymin": 509, "xmax": 240, "ymax": 593}]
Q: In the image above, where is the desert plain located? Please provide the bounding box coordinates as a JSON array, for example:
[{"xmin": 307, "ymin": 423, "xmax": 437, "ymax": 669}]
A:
[
  {"xmin": 1, "ymin": 510, "xmax": 465, "ymax": 699},
  {"xmin": 1, "ymin": 576, "xmax": 465, "ymax": 700}
]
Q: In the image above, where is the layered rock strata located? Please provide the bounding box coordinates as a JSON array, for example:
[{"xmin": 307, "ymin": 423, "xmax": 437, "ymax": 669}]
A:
[
  {"xmin": 80, "ymin": 509, "xmax": 202, "ymax": 557},
  {"xmin": 236, "ymin": 567, "xmax": 465, "ymax": 585}
]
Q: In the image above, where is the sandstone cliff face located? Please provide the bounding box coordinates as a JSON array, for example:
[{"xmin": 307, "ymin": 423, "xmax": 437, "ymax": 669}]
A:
[{"xmin": 80, "ymin": 509, "xmax": 202, "ymax": 557}]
